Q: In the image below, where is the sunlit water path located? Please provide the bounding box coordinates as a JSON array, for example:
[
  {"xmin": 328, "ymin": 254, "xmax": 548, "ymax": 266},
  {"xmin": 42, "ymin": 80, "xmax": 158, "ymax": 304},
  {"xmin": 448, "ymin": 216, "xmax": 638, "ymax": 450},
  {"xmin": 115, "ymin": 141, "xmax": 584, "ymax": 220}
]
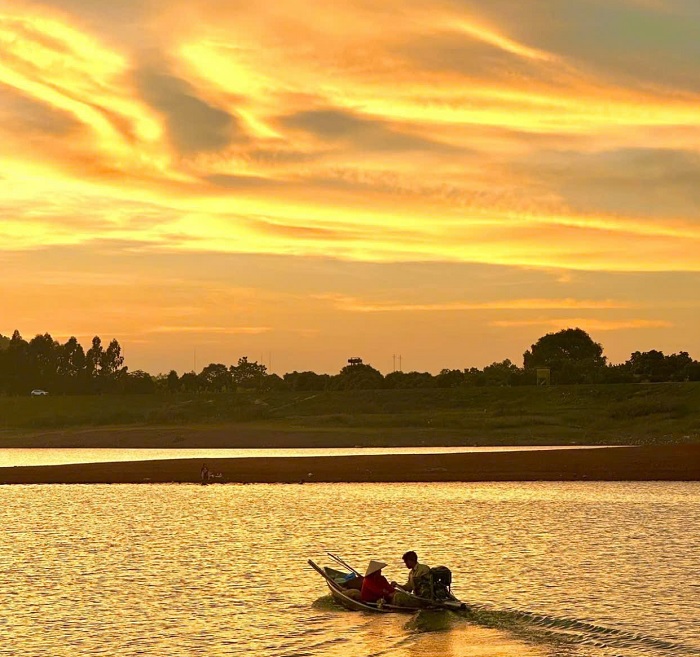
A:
[
  {"xmin": 0, "ymin": 445, "xmax": 614, "ymax": 467},
  {"xmin": 1, "ymin": 482, "xmax": 698, "ymax": 657}
]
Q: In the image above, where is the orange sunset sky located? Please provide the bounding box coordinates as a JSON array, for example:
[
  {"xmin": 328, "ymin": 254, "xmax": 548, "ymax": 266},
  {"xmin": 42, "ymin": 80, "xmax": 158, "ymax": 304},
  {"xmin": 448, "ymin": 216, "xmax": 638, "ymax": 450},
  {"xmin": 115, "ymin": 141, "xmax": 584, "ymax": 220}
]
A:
[{"xmin": 1, "ymin": 0, "xmax": 699, "ymax": 375}]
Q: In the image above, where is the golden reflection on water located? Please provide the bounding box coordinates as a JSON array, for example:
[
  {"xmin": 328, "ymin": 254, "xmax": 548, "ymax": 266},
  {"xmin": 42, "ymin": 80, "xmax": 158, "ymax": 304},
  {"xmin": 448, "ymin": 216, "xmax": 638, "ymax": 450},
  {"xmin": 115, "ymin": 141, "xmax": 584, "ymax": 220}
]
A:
[
  {"xmin": 408, "ymin": 625, "xmax": 544, "ymax": 657},
  {"xmin": 1, "ymin": 482, "xmax": 699, "ymax": 657}
]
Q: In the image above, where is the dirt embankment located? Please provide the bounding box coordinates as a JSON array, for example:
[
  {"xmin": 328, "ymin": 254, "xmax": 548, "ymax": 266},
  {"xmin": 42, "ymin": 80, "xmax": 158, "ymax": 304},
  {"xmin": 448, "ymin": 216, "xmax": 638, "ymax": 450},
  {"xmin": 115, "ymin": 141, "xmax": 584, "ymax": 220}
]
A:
[{"xmin": 2, "ymin": 445, "xmax": 699, "ymax": 484}]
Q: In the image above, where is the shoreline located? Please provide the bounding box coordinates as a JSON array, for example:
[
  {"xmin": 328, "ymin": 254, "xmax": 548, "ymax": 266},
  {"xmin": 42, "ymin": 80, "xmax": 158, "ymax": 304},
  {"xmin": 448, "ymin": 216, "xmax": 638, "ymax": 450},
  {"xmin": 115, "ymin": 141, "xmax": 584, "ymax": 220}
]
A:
[{"xmin": 1, "ymin": 445, "xmax": 699, "ymax": 484}]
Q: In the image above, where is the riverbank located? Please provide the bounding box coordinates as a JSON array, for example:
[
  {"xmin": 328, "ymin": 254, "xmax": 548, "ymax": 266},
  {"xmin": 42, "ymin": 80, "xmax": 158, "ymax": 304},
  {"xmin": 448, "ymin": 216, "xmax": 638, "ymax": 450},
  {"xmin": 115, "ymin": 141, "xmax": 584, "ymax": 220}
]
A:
[{"xmin": 2, "ymin": 444, "xmax": 699, "ymax": 484}]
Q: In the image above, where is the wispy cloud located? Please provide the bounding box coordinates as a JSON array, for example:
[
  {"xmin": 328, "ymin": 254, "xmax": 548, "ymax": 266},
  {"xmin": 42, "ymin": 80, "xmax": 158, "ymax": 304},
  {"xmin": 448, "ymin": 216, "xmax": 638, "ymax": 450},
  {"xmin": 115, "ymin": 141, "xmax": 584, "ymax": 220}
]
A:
[
  {"xmin": 438, "ymin": 16, "xmax": 557, "ymax": 62},
  {"xmin": 491, "ymin": 318, "xmax": 673, "ymax": 331},
  {"xmin": 145, "ymin": 326, "xmax": 271, "ymax": 335},
  {"xmin": 2, "ymin": 1, "xmax": 700, "ymax": 271},
  {"xmin": 317, "ymin": 295, "xmax": 634, "ymax": 312}
]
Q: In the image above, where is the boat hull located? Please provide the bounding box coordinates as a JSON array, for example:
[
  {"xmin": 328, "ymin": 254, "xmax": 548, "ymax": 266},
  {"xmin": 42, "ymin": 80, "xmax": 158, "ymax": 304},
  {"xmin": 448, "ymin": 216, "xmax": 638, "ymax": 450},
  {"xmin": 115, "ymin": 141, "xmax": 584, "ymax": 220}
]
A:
[{"xmin": 308, "ymin": 559, "xmax": 467, "ymax": 614}]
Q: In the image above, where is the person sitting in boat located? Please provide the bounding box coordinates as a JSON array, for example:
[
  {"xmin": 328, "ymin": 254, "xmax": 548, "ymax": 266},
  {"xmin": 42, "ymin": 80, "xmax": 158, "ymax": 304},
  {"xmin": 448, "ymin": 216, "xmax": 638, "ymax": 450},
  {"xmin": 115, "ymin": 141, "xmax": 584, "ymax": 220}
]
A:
[
  {"xmin": 344, "ymin": 560, "xmax": 395, "ymax": 604},
  {"xmin": 361, "ymin": 561, "xmax": 396, "ymax": 603},
  {"xmin": 401, "ymin": 551, "xmax": 432, "ymax": 596},
  {"xmin": 391, "ymin": 551, "xmax": 432, "ymax": 605}
]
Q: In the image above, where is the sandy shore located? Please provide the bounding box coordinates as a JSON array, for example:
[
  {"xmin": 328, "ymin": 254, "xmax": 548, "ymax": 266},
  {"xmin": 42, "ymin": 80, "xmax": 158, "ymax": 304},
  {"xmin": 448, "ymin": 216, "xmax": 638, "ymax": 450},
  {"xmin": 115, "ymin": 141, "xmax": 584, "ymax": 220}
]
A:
[{"xmin": 1, "ymin": 445, "xmax": 699, "ymax": 484}]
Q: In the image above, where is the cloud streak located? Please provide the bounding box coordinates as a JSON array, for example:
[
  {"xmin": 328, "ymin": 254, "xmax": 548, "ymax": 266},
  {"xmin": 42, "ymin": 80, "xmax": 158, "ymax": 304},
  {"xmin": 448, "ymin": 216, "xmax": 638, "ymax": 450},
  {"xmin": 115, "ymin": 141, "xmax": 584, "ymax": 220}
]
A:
[
  {"xmin": 490, "ymin": 318, "xmax": 673, "ymax": 331},
  {"xmin": 1, "ymin": 0, "xmax": 700, "ymax": 272},
  {"xmin": 318, "ymin": 295, "xmax": 635, "ymax": 312},
  {"xmin": 1, "ymin": 0, "xmax": 700, "ymax": 371},
  {"xmin": 145, "ymin": 325, "xmax": 271, "ymax": 335}
]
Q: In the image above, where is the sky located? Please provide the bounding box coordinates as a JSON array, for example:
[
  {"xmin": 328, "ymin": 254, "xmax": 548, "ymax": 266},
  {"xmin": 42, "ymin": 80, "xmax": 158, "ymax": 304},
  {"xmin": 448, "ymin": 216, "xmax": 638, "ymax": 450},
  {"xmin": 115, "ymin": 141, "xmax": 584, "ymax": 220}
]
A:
[{"xmin": 1, "ymin": 0, "xmax": 699, "ymax": 375}]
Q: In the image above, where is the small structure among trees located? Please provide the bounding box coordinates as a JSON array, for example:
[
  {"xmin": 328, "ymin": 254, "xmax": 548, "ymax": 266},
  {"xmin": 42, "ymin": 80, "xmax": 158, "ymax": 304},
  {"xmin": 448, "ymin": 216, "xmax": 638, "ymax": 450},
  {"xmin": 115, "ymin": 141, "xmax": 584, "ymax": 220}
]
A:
[
  {"xmin": 333, "ymin": 361, "xmax": 383, "ymax": 389},
  {"xmin": 347, "ymin": 357, "xmax": 363, "ymax": 366}
]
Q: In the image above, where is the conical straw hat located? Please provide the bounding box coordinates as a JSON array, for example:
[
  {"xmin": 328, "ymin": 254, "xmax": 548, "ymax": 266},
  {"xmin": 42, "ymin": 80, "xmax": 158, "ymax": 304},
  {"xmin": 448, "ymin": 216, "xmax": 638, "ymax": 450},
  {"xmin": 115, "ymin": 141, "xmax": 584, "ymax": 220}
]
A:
[{"xmin": 365, "ymin": 560, "xmax": 387, "ymax": 576}]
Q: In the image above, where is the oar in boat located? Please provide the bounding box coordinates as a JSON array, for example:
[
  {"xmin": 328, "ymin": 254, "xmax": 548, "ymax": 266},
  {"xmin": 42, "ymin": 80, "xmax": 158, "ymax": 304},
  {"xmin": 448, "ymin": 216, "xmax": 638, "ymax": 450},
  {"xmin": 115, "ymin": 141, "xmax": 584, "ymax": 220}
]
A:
[{"xmin": 326, "ymin": 552, "xmax": 361, "ymax": 577}]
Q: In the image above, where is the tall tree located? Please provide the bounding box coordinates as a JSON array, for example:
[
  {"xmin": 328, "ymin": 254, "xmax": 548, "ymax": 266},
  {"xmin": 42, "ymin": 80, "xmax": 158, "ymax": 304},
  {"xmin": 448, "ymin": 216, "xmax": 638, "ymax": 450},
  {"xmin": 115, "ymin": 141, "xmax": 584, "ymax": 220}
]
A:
[
  {"xmin": 28, "ymin": 333, "xmax": 60, "ymax": 390},
  {"xmin": 166, "ymin": 370, "xmax": 180, "ymax": 392},
  {"xmin": 331, "ymin": 363, "xmax": 384, "ymax": 390},
  {"xmin": 3, "ymin": 330, "xmax": 30, "ymax": 394},
  {"xmin": 626, "ymin": 350, "xmax": 694, "ymax": 382},
  {"xmin": 179, "ymin": 371, "xmax": 199, "ymax": 392},
  {"xmin": 199, "ymin": 363, "xmax": 232, "ymax": 391},
  {"xmin": 435, "ymin": 368, "xmax": 465, "ymax": 388},
  {"xmin": 283, "ymin": 371, "xmax": 330, "ymax": 391},
  {"xmin": 482, "ymin": 359, "xmax": 524, "ymax": 386},
  {"xmin": 100, "ymin": 339, "xmax": 125, "ymax": 378},
  {"xmin": 121, "ymin": 370, "xmax": 155, "ymax": 394},
  {"xmin": 86, "ymin": 336, "xmax": 103, "ymax": 378},
  {"xmin": 230, "ymin": 357, "xmax": 267, "ymax": 389},
  {"xmin": 0, "ymin": 333, "xmax": 13, "ymax": 393},
  {"xmin": 384, "ymin": 371, "xmax": 435, "ymax": 389},
  {"xmin": 57, "ymin": 337, "xmax": 88, "ymax": 393},
  {"xmin": 523, "ymin": 328, "xmax": 606, "ymax": 384}
]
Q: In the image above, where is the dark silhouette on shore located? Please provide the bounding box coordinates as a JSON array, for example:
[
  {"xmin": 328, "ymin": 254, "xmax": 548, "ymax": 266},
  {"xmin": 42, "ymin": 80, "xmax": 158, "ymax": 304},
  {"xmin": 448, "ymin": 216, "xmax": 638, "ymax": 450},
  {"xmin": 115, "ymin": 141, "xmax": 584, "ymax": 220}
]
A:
[{"xmin": 0, "ymin": 327, "xmax": 698, "ymax": 396}]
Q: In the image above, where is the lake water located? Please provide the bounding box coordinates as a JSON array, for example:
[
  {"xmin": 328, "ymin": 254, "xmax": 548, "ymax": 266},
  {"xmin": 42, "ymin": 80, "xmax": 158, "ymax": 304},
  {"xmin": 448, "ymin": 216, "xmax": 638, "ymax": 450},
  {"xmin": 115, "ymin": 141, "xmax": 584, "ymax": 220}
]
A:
[
  {"xmin": 0, "ymin": 445, "xmax": 614, "ymax": 468},
  {"xmin": 1, "ymin": 482, "xmax": 698, "ymax": 657}
]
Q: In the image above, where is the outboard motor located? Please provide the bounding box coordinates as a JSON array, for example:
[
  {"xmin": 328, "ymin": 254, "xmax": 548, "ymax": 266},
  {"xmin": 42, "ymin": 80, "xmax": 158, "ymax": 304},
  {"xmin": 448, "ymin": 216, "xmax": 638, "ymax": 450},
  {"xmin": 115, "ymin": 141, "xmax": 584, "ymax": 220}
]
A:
[{"xmin": 429, "ymin": 566, "xmax": 452, "ymax": 600}]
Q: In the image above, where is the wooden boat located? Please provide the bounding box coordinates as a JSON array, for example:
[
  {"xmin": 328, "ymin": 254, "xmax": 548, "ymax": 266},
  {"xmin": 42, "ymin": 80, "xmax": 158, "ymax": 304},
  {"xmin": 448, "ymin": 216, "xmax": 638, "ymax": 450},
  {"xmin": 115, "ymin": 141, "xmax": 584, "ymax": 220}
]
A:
[{"xmin": 308, "ymin": 557, "xmax": 468, "ymax": 613}]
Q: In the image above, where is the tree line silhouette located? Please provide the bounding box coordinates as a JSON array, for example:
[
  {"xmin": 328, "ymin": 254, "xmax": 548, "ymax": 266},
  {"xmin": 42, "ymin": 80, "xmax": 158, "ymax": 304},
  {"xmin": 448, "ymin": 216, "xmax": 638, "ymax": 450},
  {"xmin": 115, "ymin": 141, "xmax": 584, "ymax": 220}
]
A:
[{"xmin": 0, "ymin": 327, "xmax": 698, "ymax": 396}]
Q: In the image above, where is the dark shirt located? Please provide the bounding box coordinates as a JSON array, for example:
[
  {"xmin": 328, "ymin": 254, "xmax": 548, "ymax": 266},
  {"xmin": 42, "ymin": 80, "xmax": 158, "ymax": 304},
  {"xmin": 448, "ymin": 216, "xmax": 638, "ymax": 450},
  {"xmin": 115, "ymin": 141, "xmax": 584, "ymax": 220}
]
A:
[{"xmin": 361, "ymin": 572, "xmax": 395, "ymax": 603}]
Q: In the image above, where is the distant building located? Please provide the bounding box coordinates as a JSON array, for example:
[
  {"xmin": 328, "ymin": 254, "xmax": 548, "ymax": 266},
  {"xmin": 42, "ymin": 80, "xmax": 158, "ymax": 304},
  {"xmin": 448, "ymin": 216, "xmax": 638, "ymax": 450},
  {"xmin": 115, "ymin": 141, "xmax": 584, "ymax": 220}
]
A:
[{"xmin": 347, "ymin": 357, "xmax": 363, "ymax": 367}]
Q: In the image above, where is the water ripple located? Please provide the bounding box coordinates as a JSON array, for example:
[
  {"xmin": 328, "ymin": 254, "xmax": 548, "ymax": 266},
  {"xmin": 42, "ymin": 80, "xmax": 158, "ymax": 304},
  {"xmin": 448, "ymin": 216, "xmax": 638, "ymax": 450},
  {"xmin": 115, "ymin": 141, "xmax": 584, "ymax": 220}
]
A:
[{"xmin": 1, "ymin": 481, "xmax": 698, "ymax": 657}]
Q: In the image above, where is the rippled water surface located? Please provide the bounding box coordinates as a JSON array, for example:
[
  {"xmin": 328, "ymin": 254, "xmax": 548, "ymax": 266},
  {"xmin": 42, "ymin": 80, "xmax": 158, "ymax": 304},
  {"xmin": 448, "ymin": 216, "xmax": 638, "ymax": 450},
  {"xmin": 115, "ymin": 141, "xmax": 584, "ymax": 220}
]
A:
[{"xmin": 2, "ymin": 482, "xmax": 699, "ymax": 657}]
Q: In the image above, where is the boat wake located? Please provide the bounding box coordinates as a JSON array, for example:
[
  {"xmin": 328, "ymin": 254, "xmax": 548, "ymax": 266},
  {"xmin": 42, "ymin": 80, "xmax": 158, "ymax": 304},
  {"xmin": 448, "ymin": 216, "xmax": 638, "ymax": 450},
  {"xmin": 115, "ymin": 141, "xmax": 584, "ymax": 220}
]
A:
[
  {"xmin": 403, "ymin": 609, "xmax": 460, "ymax": 633},
  {"xmin": 464, "ymin": 603, "xmax": 700, "ymax": 657},
  {"xmin": 312, "ymin": 593, "xmax": 699, "ymax": 656}
]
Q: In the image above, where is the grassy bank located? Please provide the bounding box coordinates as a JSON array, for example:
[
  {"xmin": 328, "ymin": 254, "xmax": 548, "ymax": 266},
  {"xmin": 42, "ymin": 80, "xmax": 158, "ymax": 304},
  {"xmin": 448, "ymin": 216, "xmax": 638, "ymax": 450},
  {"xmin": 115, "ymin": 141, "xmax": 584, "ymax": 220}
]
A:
[{"xmin": 1, "ymin": 383, "xmax": 699, "ymax": 447}]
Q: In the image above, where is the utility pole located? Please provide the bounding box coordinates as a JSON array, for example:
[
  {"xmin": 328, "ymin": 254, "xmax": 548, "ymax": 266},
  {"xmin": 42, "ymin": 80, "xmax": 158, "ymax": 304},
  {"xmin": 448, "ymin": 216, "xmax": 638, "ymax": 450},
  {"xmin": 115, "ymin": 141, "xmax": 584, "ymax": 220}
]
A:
[
  {"xmin": 399, "ymin": 354, "xmax": 402, "ymax": 372},
  {"xmin": 194, "ymin": 347, "xmax": 197, "ymax": 373},
  {"xmin": 392, "ymin": 354, "xmax": 396, "ymax": 372}
]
